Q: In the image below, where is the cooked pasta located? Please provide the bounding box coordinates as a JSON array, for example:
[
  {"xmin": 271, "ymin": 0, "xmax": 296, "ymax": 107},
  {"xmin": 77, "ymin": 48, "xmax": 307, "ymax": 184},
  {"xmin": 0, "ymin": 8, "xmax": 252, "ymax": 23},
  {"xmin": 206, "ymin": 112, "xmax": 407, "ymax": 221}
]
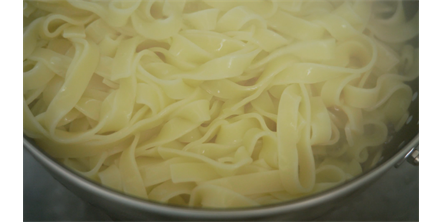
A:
[{"xmin": 23, "ymin": 0, "xmax": 419, "ymax": 208}]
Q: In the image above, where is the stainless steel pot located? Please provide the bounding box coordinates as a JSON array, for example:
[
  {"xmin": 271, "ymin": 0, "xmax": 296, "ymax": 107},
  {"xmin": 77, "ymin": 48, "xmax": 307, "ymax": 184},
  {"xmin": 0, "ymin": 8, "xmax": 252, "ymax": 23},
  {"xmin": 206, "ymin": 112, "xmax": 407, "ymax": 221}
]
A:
[
  {"xmin": 24, "ymin": 148, "xmax": 421, "ymax": 220},
  {"xmin": 23, "ymin": 1, "xmax": 419, "ymax": 220},
  {"xmin": 23, "ymin": 136, "xmax": 419, "ymax": 221}
]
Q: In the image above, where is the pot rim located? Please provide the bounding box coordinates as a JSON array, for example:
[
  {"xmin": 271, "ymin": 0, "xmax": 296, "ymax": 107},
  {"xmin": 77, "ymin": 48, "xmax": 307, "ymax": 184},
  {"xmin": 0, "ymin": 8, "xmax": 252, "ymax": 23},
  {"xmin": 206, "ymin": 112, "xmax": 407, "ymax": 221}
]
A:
[{"xmin": 23, "ymin": 134, "xmax": 419, "ymax": 220}]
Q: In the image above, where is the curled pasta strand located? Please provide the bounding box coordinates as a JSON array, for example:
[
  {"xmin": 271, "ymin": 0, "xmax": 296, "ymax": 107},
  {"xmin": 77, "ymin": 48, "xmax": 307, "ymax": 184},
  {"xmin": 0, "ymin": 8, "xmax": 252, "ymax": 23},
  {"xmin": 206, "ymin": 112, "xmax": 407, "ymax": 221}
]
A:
[{"xmin": 23, "ymin": 0, "xmax": 418, "ymax": 208}]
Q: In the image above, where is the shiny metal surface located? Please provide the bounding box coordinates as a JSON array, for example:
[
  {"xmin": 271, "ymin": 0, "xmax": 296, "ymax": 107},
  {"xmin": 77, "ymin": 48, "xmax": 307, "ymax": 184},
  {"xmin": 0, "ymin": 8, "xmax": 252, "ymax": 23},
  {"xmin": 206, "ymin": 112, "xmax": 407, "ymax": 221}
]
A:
[
  {"xmin": 23, "ymin": 147, "xmax": 419, "ymax": 221},
  {"xmin": 409, "ymin": 148, "xmax": 419, "ymax": 166},
  {"xmin": 23, "ymin": 135, "xmax": 419, "ymax": 220},
  {"xmin": 395, "ymin": 145, "xmax": 419, "ymax": 168}
]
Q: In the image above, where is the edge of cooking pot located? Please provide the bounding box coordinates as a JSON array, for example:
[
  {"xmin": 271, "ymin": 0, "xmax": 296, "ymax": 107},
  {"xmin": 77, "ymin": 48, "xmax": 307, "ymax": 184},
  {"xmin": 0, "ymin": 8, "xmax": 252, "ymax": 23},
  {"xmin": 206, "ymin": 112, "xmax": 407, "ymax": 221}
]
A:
[{"xmin": 23, "ymin": 134, "xmax": 419, "ymax": 220}]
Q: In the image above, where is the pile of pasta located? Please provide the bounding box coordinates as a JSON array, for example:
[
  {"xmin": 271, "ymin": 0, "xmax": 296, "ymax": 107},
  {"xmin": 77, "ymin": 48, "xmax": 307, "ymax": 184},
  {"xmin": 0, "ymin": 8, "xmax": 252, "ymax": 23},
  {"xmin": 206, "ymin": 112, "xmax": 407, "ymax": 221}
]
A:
[{"xmin": 23, "ymin": 0, "xmax": 418, "ymax": 208}]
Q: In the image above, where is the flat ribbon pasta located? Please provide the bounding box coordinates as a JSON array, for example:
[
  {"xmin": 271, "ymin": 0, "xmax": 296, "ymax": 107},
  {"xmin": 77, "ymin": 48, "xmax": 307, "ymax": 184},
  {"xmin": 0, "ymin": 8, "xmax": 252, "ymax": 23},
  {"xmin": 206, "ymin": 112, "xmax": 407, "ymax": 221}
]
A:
[{"xmin": 23, "ymin": 0, "xmax": 418, "ymax": 208}]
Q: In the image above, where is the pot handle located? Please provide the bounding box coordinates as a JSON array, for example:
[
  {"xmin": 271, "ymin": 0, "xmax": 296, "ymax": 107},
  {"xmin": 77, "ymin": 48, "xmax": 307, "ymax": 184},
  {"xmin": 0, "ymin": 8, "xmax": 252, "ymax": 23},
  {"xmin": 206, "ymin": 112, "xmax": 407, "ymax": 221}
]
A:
[{"xmin": 395, "ymin": 144, "xmax": 419, "ymax": 167}]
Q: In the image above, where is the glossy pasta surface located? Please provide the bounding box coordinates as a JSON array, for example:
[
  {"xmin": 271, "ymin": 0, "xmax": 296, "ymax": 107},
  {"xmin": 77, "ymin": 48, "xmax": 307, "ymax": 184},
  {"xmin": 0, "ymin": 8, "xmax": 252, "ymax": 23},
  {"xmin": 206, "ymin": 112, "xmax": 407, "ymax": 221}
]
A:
[{"xmin": 23, "ymin": 0, "xmax": 418, "ymax": 208}]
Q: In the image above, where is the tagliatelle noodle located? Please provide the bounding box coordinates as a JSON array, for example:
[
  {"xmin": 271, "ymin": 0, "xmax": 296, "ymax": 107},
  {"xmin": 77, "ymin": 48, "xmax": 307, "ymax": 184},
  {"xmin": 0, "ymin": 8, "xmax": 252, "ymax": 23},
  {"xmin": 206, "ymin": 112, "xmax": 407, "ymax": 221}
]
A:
[{"xmin": 23, "ymin": 0, "xmax": 418, "ymax": 208}]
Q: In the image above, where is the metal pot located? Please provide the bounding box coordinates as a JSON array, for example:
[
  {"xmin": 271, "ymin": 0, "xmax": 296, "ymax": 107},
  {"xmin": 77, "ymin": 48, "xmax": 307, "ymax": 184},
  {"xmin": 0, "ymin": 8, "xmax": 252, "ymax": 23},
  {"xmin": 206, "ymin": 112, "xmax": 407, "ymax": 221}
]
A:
[
  {"xmin": 23, "ymin": 1, "xmax": 419, "ymax": 220},
  {"xmin": 23, "ymin": 145, "xmax": 419, "ymax": 222}
]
